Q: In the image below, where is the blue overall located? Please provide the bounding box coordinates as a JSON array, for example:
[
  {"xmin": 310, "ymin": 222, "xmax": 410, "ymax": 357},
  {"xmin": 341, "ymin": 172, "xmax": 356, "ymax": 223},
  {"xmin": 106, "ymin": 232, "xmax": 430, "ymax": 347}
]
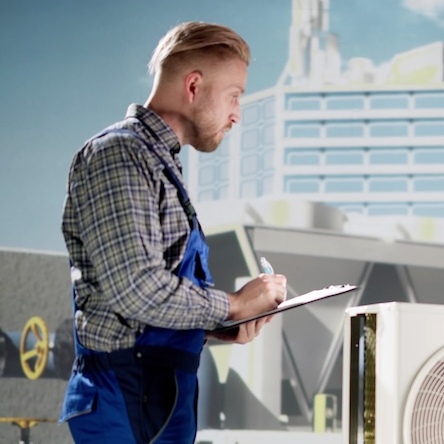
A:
[{"xmin": 59, "ymin": 129, "xmax": 215, "ymax": 444}]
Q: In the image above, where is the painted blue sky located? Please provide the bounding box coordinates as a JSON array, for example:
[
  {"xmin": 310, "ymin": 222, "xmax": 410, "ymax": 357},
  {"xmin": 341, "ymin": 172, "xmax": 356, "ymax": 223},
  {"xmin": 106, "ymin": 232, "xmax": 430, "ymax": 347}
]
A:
[{"xmin": 1, "ymin": 0, "xmax": 444, "ymax": 252}]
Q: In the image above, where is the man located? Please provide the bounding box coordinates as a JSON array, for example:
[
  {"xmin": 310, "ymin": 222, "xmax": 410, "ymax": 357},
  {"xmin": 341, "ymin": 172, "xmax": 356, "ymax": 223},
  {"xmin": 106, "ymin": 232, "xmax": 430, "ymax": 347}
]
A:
[{"xmin": 59, "ymin": 21, "xmax": 287, "ymax": 443}]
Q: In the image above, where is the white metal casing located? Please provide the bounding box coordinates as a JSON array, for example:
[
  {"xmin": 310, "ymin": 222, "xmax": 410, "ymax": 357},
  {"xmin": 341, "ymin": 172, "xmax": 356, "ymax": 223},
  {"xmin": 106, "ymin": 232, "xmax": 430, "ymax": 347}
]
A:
[{"xmin": 342, "ymin": 302, "xmax": 444, "ymax": 443}]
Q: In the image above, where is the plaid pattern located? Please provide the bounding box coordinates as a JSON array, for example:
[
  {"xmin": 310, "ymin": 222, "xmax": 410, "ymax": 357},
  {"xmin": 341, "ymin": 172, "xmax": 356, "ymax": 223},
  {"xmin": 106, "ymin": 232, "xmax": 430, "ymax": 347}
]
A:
[{"xmin": 62, "ymin": 104, "xmax": 229, "ymax": 351}]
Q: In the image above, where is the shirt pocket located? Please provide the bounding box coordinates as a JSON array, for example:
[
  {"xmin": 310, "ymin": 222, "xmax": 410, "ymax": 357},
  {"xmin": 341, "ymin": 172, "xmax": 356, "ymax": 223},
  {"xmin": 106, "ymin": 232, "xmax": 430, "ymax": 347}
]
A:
[{"xmin": 59, "ymin": 371, "xmax": 97, "ymax": 423}]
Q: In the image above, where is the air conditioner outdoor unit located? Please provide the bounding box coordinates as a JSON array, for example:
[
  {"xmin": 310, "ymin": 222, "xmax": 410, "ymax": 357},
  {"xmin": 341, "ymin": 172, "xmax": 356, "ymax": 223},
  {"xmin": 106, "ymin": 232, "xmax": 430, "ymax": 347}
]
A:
[{"xmin": 342, "ymin": 302, "xmax": 444, "ymax": 444}]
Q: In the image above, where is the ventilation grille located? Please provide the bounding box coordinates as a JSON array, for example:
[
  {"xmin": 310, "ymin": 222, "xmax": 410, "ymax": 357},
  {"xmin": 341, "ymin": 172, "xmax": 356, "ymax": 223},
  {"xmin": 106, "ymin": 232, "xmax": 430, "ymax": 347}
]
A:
[{"xmin": 404, "ymin": 347, "xmax": 444, "ymax": 444}]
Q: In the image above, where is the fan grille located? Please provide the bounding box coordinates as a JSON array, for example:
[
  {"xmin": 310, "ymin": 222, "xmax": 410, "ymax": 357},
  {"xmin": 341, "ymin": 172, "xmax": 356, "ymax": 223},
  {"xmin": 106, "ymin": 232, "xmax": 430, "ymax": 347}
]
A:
[{"xmin": 404, "ymin": 347, "xmax": 444, "ymax": 444}]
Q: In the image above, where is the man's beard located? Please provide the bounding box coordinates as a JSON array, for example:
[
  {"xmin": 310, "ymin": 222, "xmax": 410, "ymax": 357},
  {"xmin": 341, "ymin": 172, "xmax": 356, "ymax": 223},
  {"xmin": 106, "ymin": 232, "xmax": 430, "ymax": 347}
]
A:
[
  {"xmin": 194, "ymin": 133, "xmax": 221, "ymax": 153},
  {"xmin": 189, "ymin": 108, "xmax": 225, "ymax": 153}
]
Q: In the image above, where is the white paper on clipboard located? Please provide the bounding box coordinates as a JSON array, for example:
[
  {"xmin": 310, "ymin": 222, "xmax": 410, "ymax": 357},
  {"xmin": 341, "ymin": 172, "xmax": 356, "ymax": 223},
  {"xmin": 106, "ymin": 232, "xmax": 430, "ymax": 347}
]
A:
[{"xmin": 215, "ymin": 284, "xmax": 358, "ymax": 332}]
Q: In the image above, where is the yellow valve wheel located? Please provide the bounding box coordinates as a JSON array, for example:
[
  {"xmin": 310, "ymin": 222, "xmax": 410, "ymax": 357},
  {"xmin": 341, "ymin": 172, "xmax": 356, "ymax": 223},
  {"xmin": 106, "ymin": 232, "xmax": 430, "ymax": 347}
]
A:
[{"xmin": 19, "ymin": 316, "xmax": 49, "ymax": 380}]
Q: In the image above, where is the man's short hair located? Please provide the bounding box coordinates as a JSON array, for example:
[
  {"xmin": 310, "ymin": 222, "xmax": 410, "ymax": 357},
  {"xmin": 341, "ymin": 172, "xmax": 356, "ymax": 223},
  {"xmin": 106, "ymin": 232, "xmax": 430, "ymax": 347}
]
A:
[{"xmin": 148, "ymin": 21, "xmax": 251, "ymax": 75}]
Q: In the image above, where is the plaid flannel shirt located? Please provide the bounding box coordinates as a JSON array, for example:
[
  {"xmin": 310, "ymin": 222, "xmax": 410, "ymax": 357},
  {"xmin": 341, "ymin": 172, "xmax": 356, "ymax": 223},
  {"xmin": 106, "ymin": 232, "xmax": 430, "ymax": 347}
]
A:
[{"xmin": 62, "ymin": 104, "xmax": 229, "ymax": 351}]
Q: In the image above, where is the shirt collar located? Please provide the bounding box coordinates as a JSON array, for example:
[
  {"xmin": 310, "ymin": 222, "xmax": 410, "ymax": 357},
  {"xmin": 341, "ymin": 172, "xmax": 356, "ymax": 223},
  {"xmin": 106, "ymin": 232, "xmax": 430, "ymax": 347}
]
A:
[{"xmin": 125, "ymin": 103, "xmax": 181, "ymax": 155}]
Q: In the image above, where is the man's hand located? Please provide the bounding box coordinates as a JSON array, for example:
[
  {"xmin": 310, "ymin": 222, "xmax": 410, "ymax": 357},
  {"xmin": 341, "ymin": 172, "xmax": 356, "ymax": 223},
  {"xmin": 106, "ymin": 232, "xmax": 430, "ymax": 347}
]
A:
[
  {"xmin": 207, "ymin": 315, "xmax": 274, "ymax": 344},
  {"xmin": 227, "ymin": 274, "xmax": 287, "ymax": 321},
  {"xmin": 207, "ymin": 273, "xmax": 285, "ymax": 344}
]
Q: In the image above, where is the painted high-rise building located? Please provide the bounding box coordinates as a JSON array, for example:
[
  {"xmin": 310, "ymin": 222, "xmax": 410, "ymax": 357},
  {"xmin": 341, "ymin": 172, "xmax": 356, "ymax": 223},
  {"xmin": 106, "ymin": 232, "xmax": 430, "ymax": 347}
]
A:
[{"xmin": 187, "ymin": 0, "xmax": 444, "ymax": 226}]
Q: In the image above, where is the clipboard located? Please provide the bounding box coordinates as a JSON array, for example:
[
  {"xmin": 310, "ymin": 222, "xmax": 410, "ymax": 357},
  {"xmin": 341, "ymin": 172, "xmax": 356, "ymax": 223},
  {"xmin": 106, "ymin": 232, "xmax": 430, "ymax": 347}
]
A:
[{"xmin": 215, "ymin": 284, "xmax": 358, "ymax": 332}]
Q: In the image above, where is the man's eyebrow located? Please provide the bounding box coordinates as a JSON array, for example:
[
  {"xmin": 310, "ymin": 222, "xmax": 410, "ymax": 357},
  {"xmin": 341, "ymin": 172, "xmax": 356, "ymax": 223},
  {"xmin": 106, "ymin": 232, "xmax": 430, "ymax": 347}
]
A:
[{"xmin": 232, "ymin": 84, "xmax": 245, "ymax": 94}]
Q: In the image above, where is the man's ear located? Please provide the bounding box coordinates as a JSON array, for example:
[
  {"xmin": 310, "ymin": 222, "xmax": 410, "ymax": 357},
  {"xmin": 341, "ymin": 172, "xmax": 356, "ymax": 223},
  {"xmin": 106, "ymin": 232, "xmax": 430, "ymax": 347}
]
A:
[{"xmin": 184, "ymin": 70, "xmax": 203, "ymax": 103}]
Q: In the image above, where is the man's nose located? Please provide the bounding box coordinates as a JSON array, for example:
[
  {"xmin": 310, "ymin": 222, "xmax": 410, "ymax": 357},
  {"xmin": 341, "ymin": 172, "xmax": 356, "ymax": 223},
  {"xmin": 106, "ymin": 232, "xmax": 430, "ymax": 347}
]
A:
[{"xmin": 230, "ymin": 106, "xmax": 241, "ymax": 124}]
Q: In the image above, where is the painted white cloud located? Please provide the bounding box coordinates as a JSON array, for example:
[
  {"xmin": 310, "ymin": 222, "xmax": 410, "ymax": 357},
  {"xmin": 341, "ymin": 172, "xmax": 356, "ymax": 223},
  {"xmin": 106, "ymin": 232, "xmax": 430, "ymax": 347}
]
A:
[{"xmin": 403, "ymin": 0, "xmax": 444, "ymax": 21}]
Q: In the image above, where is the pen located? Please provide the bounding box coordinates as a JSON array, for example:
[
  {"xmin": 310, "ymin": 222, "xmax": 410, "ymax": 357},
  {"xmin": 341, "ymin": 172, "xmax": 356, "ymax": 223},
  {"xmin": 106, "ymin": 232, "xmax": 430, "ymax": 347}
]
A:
[{"xmin": 260, "ymin": 256, "xmax": 274, "ymax": 275}]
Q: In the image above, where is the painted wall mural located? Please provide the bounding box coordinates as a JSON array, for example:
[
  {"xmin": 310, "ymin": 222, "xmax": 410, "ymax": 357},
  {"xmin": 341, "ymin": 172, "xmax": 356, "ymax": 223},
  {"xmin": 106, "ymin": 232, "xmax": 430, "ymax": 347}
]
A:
[
  {"xmin": 2, "ymin": 0, "xmax": 444, "ymax": 442},
  {"xmin": 189, "ymin": 0, "xmax": 444, "ymax": 245}
]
